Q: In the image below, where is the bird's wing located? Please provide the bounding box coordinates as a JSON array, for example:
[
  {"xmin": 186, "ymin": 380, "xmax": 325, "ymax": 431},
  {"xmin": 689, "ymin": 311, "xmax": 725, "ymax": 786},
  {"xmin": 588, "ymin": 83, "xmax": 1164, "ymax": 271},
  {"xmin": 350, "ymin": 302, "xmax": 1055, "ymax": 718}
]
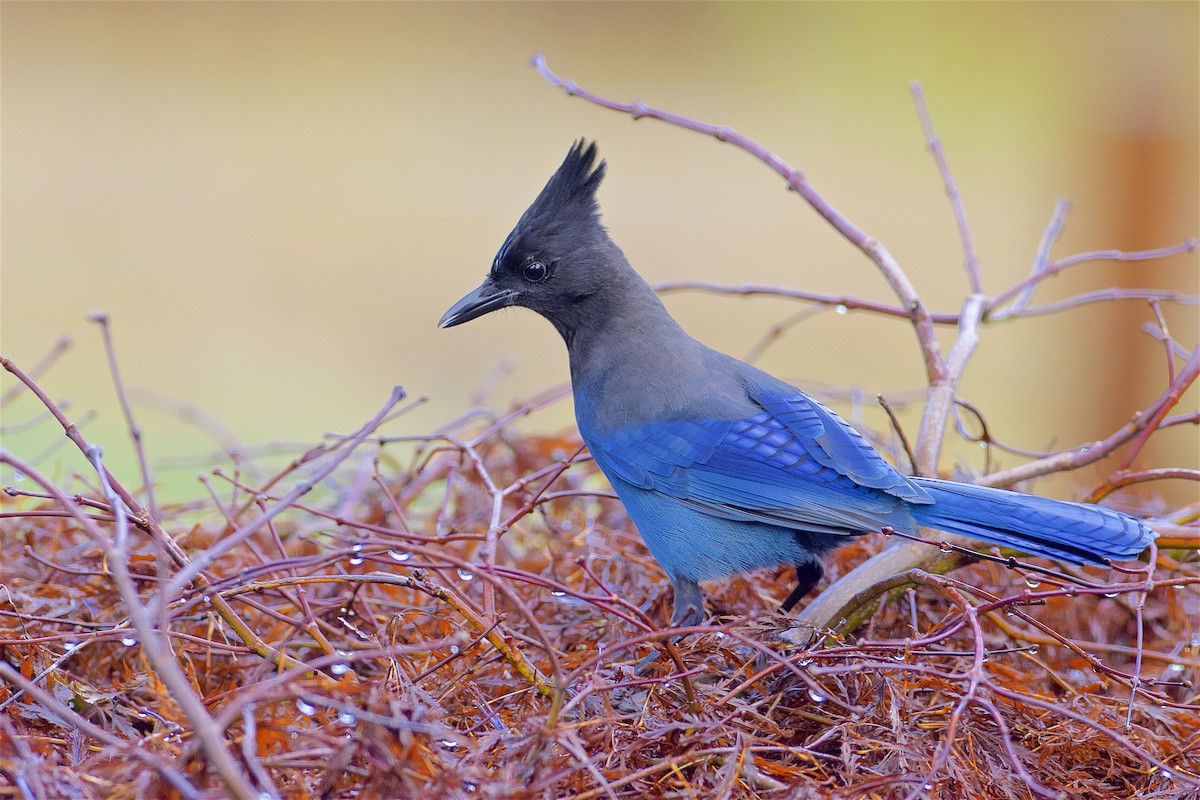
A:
[
  {"xmin": 591, "ymin": 393, "xmax": 925, "ymax": 535},
  {"xmin": 747, "ymin": 390, "xmax": 931, "ymax": 503}
]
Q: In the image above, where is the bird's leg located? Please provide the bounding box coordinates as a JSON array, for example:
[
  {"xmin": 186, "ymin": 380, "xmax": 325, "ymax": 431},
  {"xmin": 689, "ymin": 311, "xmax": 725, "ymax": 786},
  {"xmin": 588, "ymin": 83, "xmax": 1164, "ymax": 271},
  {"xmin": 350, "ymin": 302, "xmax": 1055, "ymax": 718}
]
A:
[
  {"xmin": 669, "ymin": 578, "xmax": 706, "ymax": 628},
  {"xmin": 780, "ymin": 561, "xmax": 823, "ymax": 613},
  {"xmin": 634, "ymin": 578, "xmax": 705, "ymax": 675}
]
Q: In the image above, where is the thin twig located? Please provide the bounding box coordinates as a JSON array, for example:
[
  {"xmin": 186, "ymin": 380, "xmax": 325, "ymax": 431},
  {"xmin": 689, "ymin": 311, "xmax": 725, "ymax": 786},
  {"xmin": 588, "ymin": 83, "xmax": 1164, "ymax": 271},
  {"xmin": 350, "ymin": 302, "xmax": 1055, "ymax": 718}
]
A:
[
  {"xmin": 981, "ymin": 345, "xmax": 1198, "ymax": 488},
  {"xmin": 0, "ymin": 662, "xmax": 201, "ymax": 799},
  {"xmin": 1006, "ymin": 199, "xmax": 1070, "ymax": 315},
  {"xmin": 154, "ymin": 386, "xmax": 408, "ymax": 607},
  {"xmin": 532, "ymin": 54, "xmax": 948, "ymax": 389},
  {"xmin": 0, "ymin": 335, "xmax": 71, "ymax": 408},
  {"xmin": 3, "ymin": 450, "xmax": 259, "ymax": 800},
  {"xmin": 910, "ymin": 81, "xmax": 982, "ymax": 294},
  {"xmin": 89, "ymin": 311, "xmax": 159, "ymax": 520},
  {"xmin": 877, "ymin": 394, "xmax": 918, "ymax": 477},
  {"xmin": 0, "ymin": 352, "xmax": 317, "ymax": 676}
]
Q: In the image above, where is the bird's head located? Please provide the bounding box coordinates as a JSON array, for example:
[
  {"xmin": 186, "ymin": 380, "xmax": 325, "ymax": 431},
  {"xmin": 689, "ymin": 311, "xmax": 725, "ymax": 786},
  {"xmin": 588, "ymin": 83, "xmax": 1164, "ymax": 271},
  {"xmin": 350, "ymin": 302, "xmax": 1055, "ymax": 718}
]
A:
[{"xmin": 439, "ymin": 140, "xmax": 615, "ymax": 334}]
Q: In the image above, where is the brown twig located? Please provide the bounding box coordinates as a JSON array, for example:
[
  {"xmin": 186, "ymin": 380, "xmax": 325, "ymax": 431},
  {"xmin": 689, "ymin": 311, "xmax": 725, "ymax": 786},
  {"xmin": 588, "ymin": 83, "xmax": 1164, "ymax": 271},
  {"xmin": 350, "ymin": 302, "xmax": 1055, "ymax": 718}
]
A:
[
  {"xmin": 911, "ymin": 81, "xmax": 982, "ymax": 294},
  {"xmin": 2, "ymin": 450, "xmax": 259, "ymax": 799},
  {"xmin": 0, "ymin": 335, "xmax": 70, "ymax": 408},
  {"xmin": 153, "ymin": 386, "xmax": 408, "ymax": 607},
  {"xmin": 532, "ymin": 54, "xmax": 948, "ymax": 390},
  {"xmin": 0, "ymin": 662, "xmax": 202, "ymax": 798},
  {"xmin": 88, "ymin": 311, "xmax": 159, "ymax": 521},
  {"xmin": 0, "ymin": 352, "xmax": 317, "ymax": 678},
  {"xmin": 876, "ymin": 394, "xmax": 919, "ymax": 477},
  {"xmin": 980, "ymin": 345, "xmax": 1199, "ymax": 489}
]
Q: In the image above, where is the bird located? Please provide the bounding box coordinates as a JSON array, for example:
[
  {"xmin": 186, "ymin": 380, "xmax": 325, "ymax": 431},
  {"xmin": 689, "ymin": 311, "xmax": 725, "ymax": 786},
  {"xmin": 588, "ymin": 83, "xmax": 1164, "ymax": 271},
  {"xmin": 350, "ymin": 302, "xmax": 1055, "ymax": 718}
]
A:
[{"xmin": 439, "ymin": 140, "xmax": 1156, "ymax": 628}]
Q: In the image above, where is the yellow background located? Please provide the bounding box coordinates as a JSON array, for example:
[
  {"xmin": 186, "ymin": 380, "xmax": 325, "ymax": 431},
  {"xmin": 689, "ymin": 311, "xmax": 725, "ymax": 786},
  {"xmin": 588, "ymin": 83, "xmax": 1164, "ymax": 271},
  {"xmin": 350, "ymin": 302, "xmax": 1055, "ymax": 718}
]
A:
[{"xmin": 3, "ymin": 3, "xmax": 1196, "ymax": 507}]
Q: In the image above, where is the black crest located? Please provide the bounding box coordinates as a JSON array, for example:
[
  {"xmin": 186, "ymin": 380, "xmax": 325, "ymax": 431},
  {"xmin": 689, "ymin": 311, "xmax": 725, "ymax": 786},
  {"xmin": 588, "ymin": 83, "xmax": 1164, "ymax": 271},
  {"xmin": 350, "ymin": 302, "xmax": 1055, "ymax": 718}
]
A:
[{"xmin": 516, "ymin": 140, "xmax": 606, "ymax": 234}]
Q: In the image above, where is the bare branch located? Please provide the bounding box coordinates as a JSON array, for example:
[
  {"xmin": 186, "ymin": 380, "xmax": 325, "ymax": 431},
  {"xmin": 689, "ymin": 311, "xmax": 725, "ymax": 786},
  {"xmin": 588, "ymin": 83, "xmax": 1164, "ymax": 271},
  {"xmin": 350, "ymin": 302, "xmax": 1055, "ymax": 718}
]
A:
[
  {"xmin": 89, "ymin": 311, "xmax": 160, "ymax": 521},
  {"xmin": 992, "ymin": 235, "xmax": 1199, "ymax": 316},
  {"xmin": 980, "ymin": 345, "xmax": 1199, "ymax": 488},
  {"xmin": 911, "ymin": 81, "xmax": 982, "ymax": 293},
  {"xmin": 532, "ymin": 54, "xmax": 948, "ymax": 388}
]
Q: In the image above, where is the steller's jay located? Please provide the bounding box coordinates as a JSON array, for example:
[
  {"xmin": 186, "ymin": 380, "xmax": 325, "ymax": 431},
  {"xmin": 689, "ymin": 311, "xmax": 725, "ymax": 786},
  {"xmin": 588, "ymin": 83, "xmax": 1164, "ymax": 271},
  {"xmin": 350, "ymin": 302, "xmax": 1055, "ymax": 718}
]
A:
[{"xmin": 440, "ymin": 140, "xmax": 1155, "ymax": 628}]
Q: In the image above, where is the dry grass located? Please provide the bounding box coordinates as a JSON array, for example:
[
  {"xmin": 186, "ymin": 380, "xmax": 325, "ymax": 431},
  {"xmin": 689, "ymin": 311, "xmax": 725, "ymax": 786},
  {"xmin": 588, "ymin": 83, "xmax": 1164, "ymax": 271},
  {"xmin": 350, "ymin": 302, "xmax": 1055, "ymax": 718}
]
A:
[{"xmin": 1, "ymin": 361, "xmax": 1197, "ymax": 799}]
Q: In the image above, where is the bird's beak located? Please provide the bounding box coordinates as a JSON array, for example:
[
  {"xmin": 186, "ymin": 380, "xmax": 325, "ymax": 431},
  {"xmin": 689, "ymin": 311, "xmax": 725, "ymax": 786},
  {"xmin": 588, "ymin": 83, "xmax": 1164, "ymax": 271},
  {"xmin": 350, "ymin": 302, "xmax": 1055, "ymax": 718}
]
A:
[{"xmin": 438, "ymin": 280, "xmax": 517, "ymax": 328}]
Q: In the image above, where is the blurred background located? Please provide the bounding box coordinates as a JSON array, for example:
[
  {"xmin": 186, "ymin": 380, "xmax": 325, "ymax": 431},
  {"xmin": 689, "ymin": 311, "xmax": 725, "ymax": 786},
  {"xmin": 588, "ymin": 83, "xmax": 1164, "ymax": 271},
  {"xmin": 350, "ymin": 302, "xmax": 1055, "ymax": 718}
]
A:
[{"xmin": 3, "ymin": 3, "xmax": 1196, "ymax": 508}]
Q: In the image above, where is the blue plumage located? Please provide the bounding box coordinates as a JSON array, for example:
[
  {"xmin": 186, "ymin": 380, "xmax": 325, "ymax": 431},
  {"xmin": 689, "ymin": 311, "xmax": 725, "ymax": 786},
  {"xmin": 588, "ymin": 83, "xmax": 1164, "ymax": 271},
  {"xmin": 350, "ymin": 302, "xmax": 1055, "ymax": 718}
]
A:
[
  {"xmin": 590, "ymin": 404, "xmax": 1151, "ymax": 564},
  {"xmin": 440, "ymin": 140, "xmax": 1157, "ymax": 627}
]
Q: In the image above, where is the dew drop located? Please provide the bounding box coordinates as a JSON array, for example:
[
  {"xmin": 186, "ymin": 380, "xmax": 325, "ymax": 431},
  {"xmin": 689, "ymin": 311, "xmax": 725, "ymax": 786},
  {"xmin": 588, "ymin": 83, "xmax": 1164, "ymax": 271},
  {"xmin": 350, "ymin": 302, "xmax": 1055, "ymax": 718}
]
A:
[
  {"xmin": 439, "ymin": 739, "xmax": 459, "ymax": 750},
  {"xmin": 296, "ymin": 700, "xmax": 317, "ymax": 715},
  {"xmin": 1103, "ymin": 591, "xmax": 1119, "ymax": 598},
  {"xmin": 121, "ymin": 636, "xmax": 138, "ymax": 647},
  {"xmin": 457, "ymin": 568, "xmax": 474, "ymax": 582},
  {"xmin": 450, "ymin": 645, "xmax": 461, "ymax": 655},
  {"xmin": 834, "ymin": 304, "xmax": 848, "ymax": 315},
  {"xmin": 388, "ymin": 549, "xmax": 412, "ymax": 562},
  {"xmin": 348, "ymin": 556, "xmax": 365, "ymax": 566},
  {"xmin": 331, "ymin": 663, "xmax": 349, "ymax": 676},
  {"xmin": 1023, "ymin": 576, "xmax": 1041, "ymax": 589},
  {"xmin": 550, "ymin": 590, "xmax": 566, "ymax": 597},
  {"xmin": 339, "ymin": 712, "xmax": 356, "ymax": 725},
  {"xmin": 1165, "ymin": 663, "xmax": 1185, "ymax": 676},
  {"xmin": 807, "ymin": 688, "xmax": 826, "ymax": 703},
  {"xmin": 939, "ymin": 543, "xmax": 953, "ymax": 554}
]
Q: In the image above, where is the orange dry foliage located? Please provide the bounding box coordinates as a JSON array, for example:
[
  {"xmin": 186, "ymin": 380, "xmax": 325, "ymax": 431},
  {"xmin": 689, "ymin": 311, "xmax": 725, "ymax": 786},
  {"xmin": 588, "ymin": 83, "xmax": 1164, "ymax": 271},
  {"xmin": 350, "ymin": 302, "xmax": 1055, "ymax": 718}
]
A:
[{"xmin": 1, "ymin": 377, "xmax": 1197, "ymax": 799}]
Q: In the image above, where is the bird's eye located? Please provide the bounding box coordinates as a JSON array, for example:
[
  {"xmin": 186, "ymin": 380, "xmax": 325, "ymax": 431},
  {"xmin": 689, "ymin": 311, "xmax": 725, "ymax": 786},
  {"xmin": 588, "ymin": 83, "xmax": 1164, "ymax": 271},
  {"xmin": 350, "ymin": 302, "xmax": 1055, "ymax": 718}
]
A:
[{"xmin": 522, "ymin": 261, "xmax": 549, "ymax": 283}]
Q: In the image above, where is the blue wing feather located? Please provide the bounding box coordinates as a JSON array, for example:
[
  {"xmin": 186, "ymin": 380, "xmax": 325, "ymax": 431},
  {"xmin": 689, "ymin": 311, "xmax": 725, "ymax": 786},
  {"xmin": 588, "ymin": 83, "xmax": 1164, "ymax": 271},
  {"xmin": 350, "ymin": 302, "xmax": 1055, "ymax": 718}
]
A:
[
  {"xmin": 591, "ymin": 394, "xmax": 920, "ymax": 536},
  {"xmin": 751, "ymin": 392, "xmax": 931, "ymax": 503},
  {"xmin": 585, "ymin": 387, "xmax": 1154, "ymax": 564}
]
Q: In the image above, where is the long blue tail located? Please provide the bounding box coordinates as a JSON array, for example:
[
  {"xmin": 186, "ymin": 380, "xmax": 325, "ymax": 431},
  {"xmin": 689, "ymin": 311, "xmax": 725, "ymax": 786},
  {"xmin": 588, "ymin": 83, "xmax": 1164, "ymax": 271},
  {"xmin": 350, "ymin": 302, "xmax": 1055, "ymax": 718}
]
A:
[{"xmin": 909, "ymin": 478, "xmax": 1155, "ymax": 564}]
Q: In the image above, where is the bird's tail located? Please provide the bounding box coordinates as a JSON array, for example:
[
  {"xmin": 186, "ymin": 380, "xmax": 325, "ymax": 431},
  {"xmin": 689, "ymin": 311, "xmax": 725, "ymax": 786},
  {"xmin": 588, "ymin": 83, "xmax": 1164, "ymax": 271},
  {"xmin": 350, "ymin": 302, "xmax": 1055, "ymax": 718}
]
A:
[{"xmin": 908, "ymin": 477, "xmax": 1155, "ymax": 564}]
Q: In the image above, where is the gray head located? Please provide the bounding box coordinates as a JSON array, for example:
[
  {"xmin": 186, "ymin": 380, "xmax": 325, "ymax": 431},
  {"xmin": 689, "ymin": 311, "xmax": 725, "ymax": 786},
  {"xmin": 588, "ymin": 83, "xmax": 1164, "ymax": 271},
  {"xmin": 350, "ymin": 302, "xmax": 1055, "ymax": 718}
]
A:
[{"xmin": 439, "ymin": 140, "xmax": 627, "ymax": 342}]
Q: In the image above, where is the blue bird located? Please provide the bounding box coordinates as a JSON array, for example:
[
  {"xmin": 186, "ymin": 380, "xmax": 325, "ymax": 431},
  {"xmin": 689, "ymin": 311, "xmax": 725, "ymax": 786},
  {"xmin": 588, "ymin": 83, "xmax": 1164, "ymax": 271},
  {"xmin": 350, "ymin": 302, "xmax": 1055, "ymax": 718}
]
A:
[{"xmin": 440, "ymin": 141, "xmax": 1155, "ymax": 628}]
